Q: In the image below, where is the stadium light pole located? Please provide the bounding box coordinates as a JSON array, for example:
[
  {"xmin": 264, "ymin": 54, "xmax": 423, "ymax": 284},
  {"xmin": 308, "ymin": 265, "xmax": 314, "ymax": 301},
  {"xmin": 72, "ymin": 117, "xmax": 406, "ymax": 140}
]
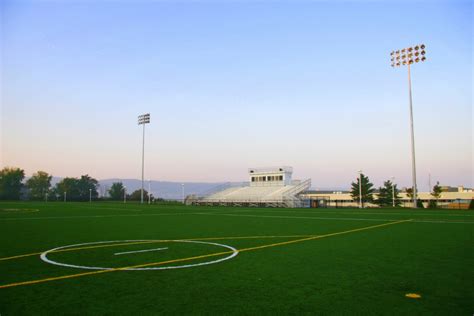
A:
[
  {"xmin": 148, "ymin": 179, "xmax": 151, "ymax": 205},
  {"xmin": 358, "ymin": 170, "xmax": 362, "ymax": 208},
  {"xmin": 391, "ymin": 176, "xmax": 395, "ymax": 207},
  {"xmin": 138, "ymin": 113, "xmax": 151, "ymax": 204},
  {"xmin": 391, "ymin": 44, "xmax": 426, "ymax": 208},
  {"xmin": 181, "ymin": 183, "xmax": 185, "ymax": 204},
  {"xmin": 89, "ymin": 189, "xmax": 92, "ymax": 203}
]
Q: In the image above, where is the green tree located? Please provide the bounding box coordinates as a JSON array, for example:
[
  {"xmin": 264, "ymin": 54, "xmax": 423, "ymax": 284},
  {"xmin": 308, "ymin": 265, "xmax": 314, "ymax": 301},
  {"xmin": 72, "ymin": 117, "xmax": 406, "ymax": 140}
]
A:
[
  {"xmin": 78, "ymin": 175, "xmax": 99, "ymax": 201},
  {"xmin": 26, "ymin": 171, "xmax": 52, "ymax": 200},
  {"xmin": 108, "ymin": 182, "xmax": 125, "ymax": 200},
  {"xmin": 0, "ymin": 167, "xmax": 25, "ymax": 200},
  {"xmin": 128, "ymin": 189, "xmax": 151, "ymax": 201},
  {"xmin": 55, "ymin": 177, "xmax": 80, "ymax": 201},
  {"xmin": 350, "ymin": 173, "xmax": 375, "ymax": 208},
  {"xmin": 431, "ymin": 181, "xmax": 442, "ymax": 207},
  {"xmin": 376, "ymin": 180, "xmax": 401, "ymax": 207},
  {"xmin": 54, "ymin": 175, "xmax": 98, "ymax": 201}
]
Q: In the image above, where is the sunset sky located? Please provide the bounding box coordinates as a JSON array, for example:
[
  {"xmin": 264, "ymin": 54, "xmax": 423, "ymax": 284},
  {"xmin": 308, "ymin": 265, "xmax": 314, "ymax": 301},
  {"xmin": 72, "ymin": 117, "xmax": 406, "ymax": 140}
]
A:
[{"xmin": 1, "ymin": 0, "xmax": 472, "ymax": 190}]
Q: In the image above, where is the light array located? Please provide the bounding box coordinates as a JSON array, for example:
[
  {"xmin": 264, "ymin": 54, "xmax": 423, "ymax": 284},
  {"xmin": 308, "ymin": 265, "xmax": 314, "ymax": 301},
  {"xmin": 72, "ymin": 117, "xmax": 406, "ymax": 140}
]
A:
[
  {"xmin": 391, "ymin": 44, "xmax": 426, "ymax": 67},
  {"xmin": 138, "ymin": 113, "xmax": 150, "ymax": 125}
]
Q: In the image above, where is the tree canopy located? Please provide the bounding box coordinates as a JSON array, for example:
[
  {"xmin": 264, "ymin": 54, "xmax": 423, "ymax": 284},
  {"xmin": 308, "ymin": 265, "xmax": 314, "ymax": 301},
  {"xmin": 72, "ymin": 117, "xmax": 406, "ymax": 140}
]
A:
[
  {"xmin": 128, "ymin": 189, "xmax": 151, "ymax": 201},
  {"xmin": 53, "ymin": 175, "xmax": 99, "ymax": 201},
  {"xmin": 431, "ymin": 182, "xmax": 442, "ymax": 200},
  {"xmin": 26, "ymin": 171, "xmax": 52, "ymax": 200},
  {"xmin": 350, "ymin": 173, "xmax": 375, "ymax": 208},
  {"xmin": 375, "ymin": 180, "xmax": 401, "ymax": 207},
  {"xmin": 0, "ymin": 167, "xmax": 25, "ymax": 200},
  {"xmin": 108, "ymin": 182, "xmax": 125, "ymax": 200}
]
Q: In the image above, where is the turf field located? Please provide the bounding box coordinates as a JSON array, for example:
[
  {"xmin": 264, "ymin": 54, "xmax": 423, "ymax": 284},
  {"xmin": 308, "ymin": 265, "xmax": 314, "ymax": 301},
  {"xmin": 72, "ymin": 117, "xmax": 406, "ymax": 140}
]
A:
[{"xmin": 0, "ymin": 202, "xmax": 473, "ymax": 315}]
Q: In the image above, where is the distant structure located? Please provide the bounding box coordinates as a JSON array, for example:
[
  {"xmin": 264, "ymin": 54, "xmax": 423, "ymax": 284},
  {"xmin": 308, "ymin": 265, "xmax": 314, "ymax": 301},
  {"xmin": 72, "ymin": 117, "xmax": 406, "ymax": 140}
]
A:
[
  {"xmin": 189, "ymin": 167, "xmax": 311, "ymax": 208},
  {"xmin": 300, "ymin": 186, "xmax": 474, "ymax": 209}
]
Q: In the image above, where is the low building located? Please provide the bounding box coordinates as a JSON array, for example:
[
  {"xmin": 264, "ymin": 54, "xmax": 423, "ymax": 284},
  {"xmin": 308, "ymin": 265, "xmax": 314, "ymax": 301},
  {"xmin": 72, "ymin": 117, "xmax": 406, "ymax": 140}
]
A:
[{"xmin": 300, "ymin": 188, "xmax": 474, "ymax": 209}]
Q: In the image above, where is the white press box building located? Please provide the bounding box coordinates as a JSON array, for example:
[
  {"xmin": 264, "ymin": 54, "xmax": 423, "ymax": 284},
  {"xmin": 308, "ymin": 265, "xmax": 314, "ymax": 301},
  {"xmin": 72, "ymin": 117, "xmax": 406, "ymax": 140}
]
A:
[{"xmin": 190, "ymin": 167, "xmax": 311, "ymax": 208}]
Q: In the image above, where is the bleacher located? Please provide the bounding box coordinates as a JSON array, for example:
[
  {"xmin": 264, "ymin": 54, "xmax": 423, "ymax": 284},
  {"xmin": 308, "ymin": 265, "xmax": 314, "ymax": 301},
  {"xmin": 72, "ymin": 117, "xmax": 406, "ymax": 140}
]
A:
[{"xmin": 191, "ymin": 167, "xmax": 311, "ymax": 208}]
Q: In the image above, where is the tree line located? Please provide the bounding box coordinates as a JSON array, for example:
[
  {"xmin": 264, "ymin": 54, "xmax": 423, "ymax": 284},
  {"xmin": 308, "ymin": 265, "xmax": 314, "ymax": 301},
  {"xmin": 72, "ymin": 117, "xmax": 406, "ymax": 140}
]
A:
[
  {"xmin": 0, "ymin": 167, "xmax": 153, "ymax": 202},
  {"xmin": 349, "ymin": 173, "xmax": 444, "ymax": 208},
  {"xmin": 0, "ymin": 166, "xmax": 460, "ymax": 207}
]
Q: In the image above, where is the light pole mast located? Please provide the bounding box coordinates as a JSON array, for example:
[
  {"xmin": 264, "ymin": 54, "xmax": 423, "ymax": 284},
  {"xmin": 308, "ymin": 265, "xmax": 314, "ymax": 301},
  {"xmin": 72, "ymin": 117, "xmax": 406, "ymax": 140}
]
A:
[
  {"xmin": 138, "ymin": 113, "xmax": 151, "ymax": 204},
  {"xmin": 391, "ymin": 176, "xmax": 395, "ymax": 207},
  {"xmin": 391, "ymin": 44, "xmax": 426, "ymax": 208},
  {"xmin": 358, "ymin": 170, "xmax": 363, "ymax": 209},
  {"xmin": 148, "ymin": 179, "xmax": 151, "ymax": 204}
]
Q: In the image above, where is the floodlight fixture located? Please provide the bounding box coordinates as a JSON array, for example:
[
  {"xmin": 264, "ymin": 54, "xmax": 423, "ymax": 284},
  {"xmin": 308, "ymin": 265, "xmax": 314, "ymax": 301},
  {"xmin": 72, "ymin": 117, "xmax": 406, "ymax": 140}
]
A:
[
  {"xmin": 138, "ymin": 113, "xmax": 151, "ymax": 204},
  {"xmin": 390, "ymin": 44, "xmax": 427, "ymax": 208}
]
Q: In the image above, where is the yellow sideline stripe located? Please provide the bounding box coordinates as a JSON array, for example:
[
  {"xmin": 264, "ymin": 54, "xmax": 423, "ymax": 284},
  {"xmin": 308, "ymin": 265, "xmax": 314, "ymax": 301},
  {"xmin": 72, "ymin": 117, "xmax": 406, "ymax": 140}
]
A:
[
  {"xmin": 0, "ymin": 235, "xmax": 316, "ymax": 262},
  {"xmin": 0, "ymin": 219, "xmax": 412, "ymax": 289},
  {"xmin": 0, "ymin": 241, "xmax": 161, "ymax": 262}
]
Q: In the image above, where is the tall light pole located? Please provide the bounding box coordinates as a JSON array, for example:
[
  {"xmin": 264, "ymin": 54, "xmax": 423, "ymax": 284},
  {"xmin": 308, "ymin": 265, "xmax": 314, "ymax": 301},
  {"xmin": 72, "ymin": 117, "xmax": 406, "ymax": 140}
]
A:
[
  {"xmin": 89, "ymin": 189, "xmax": 92, "ymax": 203},
  {"xmin": 64, "ymin": 191, "xmax": 67, "ymax": 203},
  {"xmin": 391, "ymin": 44, "xmax": 426, "ymax": 208},
  {"xmin": 358, "ymin": 170, "xmax": 363, "ymax": 209},
  {"xmin": 148, "ymin": 179, "xmax": 151, "ymax": 205},
  {"xmin": 391, "ymin": 176, "xmax": 395, "ymax": 207},
  {"xmin": 123, "ymin": 186, "xmax": 127, "ymax": 204},
  {"xmin": 138, "ymin": 113, "xmax": 151, "ymax": 204},
  {"xmin": 181, "ymin": 183, "xmax": 185, "ymax": 204}
]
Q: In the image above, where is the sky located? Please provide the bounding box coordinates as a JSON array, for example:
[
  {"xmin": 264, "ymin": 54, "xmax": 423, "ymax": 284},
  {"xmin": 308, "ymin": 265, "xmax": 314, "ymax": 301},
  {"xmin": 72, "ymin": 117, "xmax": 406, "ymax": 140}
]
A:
[{"xmin": 0, "ymin": 0, "xmax": 472, "ymax": 190}]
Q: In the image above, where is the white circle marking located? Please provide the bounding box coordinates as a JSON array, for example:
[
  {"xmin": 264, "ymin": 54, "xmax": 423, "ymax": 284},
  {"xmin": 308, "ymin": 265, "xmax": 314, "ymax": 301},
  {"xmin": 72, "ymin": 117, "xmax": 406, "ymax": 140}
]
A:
[{"xmin": 40, "ymin": 240, "xmax": 239, "ymax": 271}]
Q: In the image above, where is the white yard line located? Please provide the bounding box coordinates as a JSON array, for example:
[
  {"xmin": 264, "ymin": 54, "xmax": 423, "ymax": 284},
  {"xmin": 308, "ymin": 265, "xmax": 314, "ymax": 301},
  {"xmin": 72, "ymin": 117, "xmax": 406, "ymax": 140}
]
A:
[
  {"xmin": 196, "ymin": 212, "xmax": 395, "ymax": 222},
  {"xmin": 195, "ymin": 212, "xmax": 474, "ymax": 224},
  {"xmin": 1, "ymin": 210, "xmax": 473, "ymax": 224},
  {"xmin": 114, "ymin": 247, "xmax": 168, "ymax": 256},
  {"xmin": 233, "ymin": 209, "xmax": 474, "ymax": 217},
  {"xmin": 0, "ymin": 212, "xmax": 219, "ymax": 221}
]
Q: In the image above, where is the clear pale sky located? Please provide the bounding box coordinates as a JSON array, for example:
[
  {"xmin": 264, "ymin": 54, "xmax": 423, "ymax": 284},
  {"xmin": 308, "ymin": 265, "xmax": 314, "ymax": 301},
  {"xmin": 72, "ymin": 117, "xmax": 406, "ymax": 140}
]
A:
[{"xmin": 1, "ymin": 0, "xmax": 472, "ymax": 190}]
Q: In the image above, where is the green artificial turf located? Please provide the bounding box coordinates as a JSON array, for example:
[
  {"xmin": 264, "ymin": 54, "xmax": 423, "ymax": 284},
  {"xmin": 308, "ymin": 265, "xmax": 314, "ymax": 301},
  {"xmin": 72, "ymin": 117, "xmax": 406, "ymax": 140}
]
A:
[{"xmin": 0, "ymin": 202, "xmax": 473, "ymax": 315}]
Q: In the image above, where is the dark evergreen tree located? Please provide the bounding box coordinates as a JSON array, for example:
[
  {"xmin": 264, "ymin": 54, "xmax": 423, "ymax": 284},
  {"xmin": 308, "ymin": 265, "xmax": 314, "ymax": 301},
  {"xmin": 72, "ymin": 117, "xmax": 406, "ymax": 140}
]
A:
[
  {"xmin": 376, "ymin": 180, "xmax": 401, "ymax": 207},
  {"xmin": 350, "ymin": 173, "xmax": 375, "ymax": 208},
  {"xmin": 430, "ymin": 181, "xmax": 442, "ymax": 208}
]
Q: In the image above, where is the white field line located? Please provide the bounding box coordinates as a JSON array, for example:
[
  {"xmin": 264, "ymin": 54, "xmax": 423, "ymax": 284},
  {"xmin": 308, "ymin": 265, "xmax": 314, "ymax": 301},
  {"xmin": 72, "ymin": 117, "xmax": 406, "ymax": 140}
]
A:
[
  {"xmin": 232, "ymin": 209, "xmax": 474, "ymax": 217},
  {"xmin": 195, "ymin": 212, "xmax": 395, "ymax": 222},
  {"xmin": 1, "ymin": 210, "xmax": 473, "ymax": 224},
  {"xmin": 114, "ymin": 247, "xmax": 168, "ymax": 256},
  {"xmin": 195, "ymin": 212, "xmax": 474, "ymax": 224},
  {"xmin": 412, "ymin": 220, "xmax": 474, "ymax": 224},
  {"xmin": 0, "ymin": 211, "xmax": 222, "ymax": 221}
]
